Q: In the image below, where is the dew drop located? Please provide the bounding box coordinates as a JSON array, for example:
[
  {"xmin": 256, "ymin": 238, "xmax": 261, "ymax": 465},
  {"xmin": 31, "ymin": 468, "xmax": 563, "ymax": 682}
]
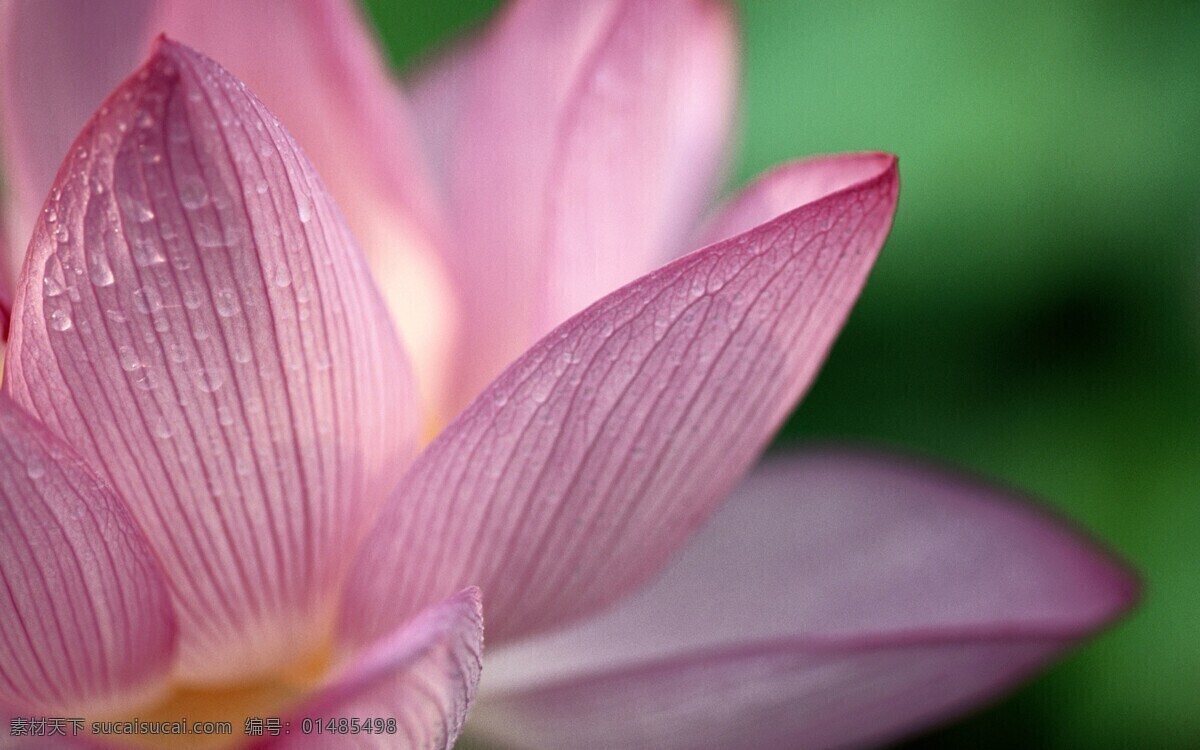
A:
[
  {"xmin": 193, "ymin": 367, "xmax": 225, "ymax": 393},
  {"xmin": 195, "ymin": 222, "xmax": 224, "ymax": 248},
  {"xmin": 124, "ymin": 201, "xmax": 155, "ymax": 223},
  {"xmin": 49, "ymin": 309, "xmax": 73, "ymax": 331},
  {"xmin": 118, "ymin": 346, "xmax": 140, "ymax": 372},
  {"xmin": 231, "ymin": 344, "xmax": 251, "ymax": 364},
  {"xmin": 179, "ymin": 176, "xmax": 210, "ymax": 209},
  {"xmin": 132, "ymin": 368, "xmax": 160, "ymax": 391},
  {"xmin": 152, "ymin": 417, "xmax": 173, "ymax": 439},
  {"xmin": 26, "ymin": 455, "xmax": 45, "ymax": 480},
  {"xmin": 297, "ymin": 197, "xmax": 312, "ymax": 224},
  {"xmin": 132, "ymin": 237, "xmax": 166, "ymax": 267},
  {"xmin": 106, "ymin": 309, "xmax": 128, "ymax": 324},
  {"xmin": 44, "ymin": 276, "xmax": 65, "ymax": 297},
  {"xmin": 52, "ymin": 224, "xmax": 70, "ymax": 244},
  {"xmin": 183, "ymin": 289, "xmax": 203, "ymax": 310},
  {"xmin": 133, "ymin": 286, "xmax": 163, "ymax": 314},
  {"xmin": 167, "ymin": 343, "xmax": 189, "ymax": 364},
  {"xmin": 153, "ymin": 317, "xmax": 170, "ymax": 333},
  {"xmin": 89, "ymin": 254, "xmax": 115, "ymax": 287},
  {"xmin": 272, "ymin": 264, "xmax": 292, "ymax": 288},
  {"xmin": 216, "ymin": 405, "xmax": 235, "ymax": 426},
  {"xmin": 214, "ymin": 289, "xmax": 239, "ymax": 317}
]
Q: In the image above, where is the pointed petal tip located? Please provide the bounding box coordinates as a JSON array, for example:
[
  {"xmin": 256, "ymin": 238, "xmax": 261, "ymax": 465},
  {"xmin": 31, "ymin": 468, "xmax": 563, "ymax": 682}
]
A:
[{"xmin": 6, "ymin": 22, "xmax": 418, "ymax": 685}]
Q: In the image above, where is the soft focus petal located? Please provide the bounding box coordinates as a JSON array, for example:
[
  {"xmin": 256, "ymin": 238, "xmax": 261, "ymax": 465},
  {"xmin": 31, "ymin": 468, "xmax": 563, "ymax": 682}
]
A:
[
  {"xmin": 408, "ymin": 34, "xmax": 479, "ymax": 206},
  {"xmin": 340, "ymin": 157, "xmax": 899, "ymax": 646},
  {"xmin": 265, "ymin": 588, "xmax": 483, "ymax": 750},
  {"xmin": 441, "ymin": 0, "xmax": 737, "ymax": 414},
  {"xmin": 151, "ymin": 0, "xmax": 457, "ymax": 420},
  {"xmin": 697, "ymin": 153, "xmax": 901, "ymax": 247},
  {"xmin": 2, "ymin": 39, "xmax": 416, "ymax": 684},
  {"xmin": 0, "ymin": 0, "xmax": 152, "ymax": 306},
  {"xmin": 470, "ymin": 451, "xmax": 1138, "ymax": 750},
  {"xmin": 0, "ymin": 393, "xmax": 176, "ymax": 716}
]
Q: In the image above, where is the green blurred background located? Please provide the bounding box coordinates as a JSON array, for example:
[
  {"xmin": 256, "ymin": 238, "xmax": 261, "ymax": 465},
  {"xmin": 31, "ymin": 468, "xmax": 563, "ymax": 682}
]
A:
[{"xmin": 361, "ymin": 1, "xmax": 1199, "ymax": 747}]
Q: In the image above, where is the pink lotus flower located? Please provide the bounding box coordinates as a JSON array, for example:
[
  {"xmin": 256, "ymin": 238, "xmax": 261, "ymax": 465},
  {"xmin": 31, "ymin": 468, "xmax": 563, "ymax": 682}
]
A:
[{"xmin": 0, "ymin": 1, "xmax": 1137, "ymax": 748}]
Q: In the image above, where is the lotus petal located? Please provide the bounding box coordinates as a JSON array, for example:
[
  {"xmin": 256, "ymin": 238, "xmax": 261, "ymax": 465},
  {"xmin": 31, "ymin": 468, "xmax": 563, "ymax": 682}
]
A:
[
  {"xmin": 0, "ymin": 393, "xmax": 176, "ymax": 716},
  {"xmin": 438, "ymin": 0, "xmax": 737, "ymax": 413},
  {"xmin": 470, "ymin": 452, "xmax": 1138, "ymax": 750},
  {"xmin": 268, "ymin": 588, "xmax": 483, "ymax": 750},
  {"xmin": 341, "ymin": 157, "xmax": 899, "ymax": 646},
  {"xmin": 2, "ymin": 39, "xmax": 415, "ymax": 684}
]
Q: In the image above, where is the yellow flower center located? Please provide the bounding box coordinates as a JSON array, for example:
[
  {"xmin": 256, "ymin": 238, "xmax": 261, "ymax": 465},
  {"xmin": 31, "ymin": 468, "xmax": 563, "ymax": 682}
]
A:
[{"xmin": 95, "ymin": 647, "xmax": 331, "ymax": 749}]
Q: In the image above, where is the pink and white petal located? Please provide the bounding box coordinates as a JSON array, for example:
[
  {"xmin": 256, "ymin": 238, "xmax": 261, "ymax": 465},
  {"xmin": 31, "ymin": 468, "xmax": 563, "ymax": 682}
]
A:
[
  {"xmin": 2, "ymin": 40, "xmax": 416, "ymax": 685},
  {"xmin": 407, "ymin": 34, "xmax": 481, "ymax": 206},
  {"xmin": 340, "ymin": 157, "xmax": 899, "ymax": 647},
  {"xmin": 541, "ymin": 0, "xmax": 737, "ymax": 327},
  {"xmin": 0, "ymin": 0, "xmax": 153, "ymax": 304},
  {"xmin": 441, "ymin": 0, "xmax": 737, "ymax": 415},
  {"xmin": 151, "ymin": 0, "xmax": 457, "ymax": 419},
  {"xmin": 469, "ymin": 451, "xmax": 1138, "ymax": 750},
  {"xmin": 264, "ymin": 588, "xmax": 483, "ymax": 750},
  {"xmin": 697, "ymin": 152, "xmax": 901, "ymax": 248},
  {"xmin": 0, "ymin": 393, "xmax": 176, "ymax": 717}
]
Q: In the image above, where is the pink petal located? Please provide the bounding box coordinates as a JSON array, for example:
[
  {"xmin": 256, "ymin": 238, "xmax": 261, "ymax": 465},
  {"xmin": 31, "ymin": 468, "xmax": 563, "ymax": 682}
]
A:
[
  {"xmin": 0, "ymin": 0, "xmax": 152, "ymax": 306},
  {"xmin": 0, "ymin": 393, "xmax": 176, "ymax": 716},
  {"xmin": 262, "ymin": 588, "xmax": 483, "ymax": 750},
  {"xmin": 150, "ymin": 0, "xmax": 458, "ymax": 419},
  {"xmin": 440, "ymin": 0, "xmax": 738, "ymax": 415},
  {"xmin": 1, "ymin": 1, "xmax": 455, "ymax": 418},
  {"xmin": 2, "ymin": 39, "xmax": 416, "ymax": 685},
  {"xmin": 408, "ymin": 35, "xmax": 480, "ymax": 206},
  {"xmin": 340, "ymin": 156, "xmax": 899, "ymax": 647},
  {"xmin": 698, "ymin": 152, "xmax": 902, "ymax": 248},
  {"xmin": 469, "ymin": 451, "xmax": 1138, "ymax": 750}
]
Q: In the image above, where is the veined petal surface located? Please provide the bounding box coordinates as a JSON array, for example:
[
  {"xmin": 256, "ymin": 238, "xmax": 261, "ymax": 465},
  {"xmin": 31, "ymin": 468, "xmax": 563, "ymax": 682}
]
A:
[
  {"xmin": 0, "ymin": 393, "xmax": 176, "ymax": 716},
  {"xmin": 267, "ymin": 588, "xmax": 483, "ymax": 750},
  {"xmin": 2, "ymin": 39, "xmax": 416, "ymax": 684},
  {"xmin": 341, "ymin": 157, "xmax": 899, "ymax": 646},
  {"xmin": 150, "ymin": 0, "xmax": 457, "ymax": 418},
  {"xmin": 470, "ymin": 452, "xmax": 1138, "ymax": 750},
  {"xmin": 439, "ymin": 0, "xmax": 737, "ymax": 414},
  {"xmin": 2, "ymin": 1, "xmax": 454, "ymax": 414}
]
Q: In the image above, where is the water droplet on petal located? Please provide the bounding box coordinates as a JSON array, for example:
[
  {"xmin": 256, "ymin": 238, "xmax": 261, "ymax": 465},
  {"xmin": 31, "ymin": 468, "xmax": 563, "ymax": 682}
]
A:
[
  {"xmin": 118, "ymin": 346, "xmax": 140, "ymax": 371},
  {"xmin": 193, "ymin": 367, "xmax": 225, "ymax": 393},
  {"xmin": 152, "ymin": 417, "xmax": 173, "ymax": 439},
  {"xmin": 133, "ymin": 286, "xmax": 162, "ymax": 314},
  {"xmin": 49, "ymin": 309, "xmax": 72, "ymax": 331},
  {"xmin": 132, "ymin": 237, "xmax": 166, "ymax": 267},
  {"xmin": 89, "ymin": 254, "xmax": 115, "ymax": 287},
  {"xmin": 214, "ymin": 289, "xmax": 239, "ymax": 317},
  {"xmin": 26, "ymin": 455, "xmax": 45, "ymax": 480},
  {"xmin": 179, "ymin": 176, "xmax": 210, "ymax": 209}
]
